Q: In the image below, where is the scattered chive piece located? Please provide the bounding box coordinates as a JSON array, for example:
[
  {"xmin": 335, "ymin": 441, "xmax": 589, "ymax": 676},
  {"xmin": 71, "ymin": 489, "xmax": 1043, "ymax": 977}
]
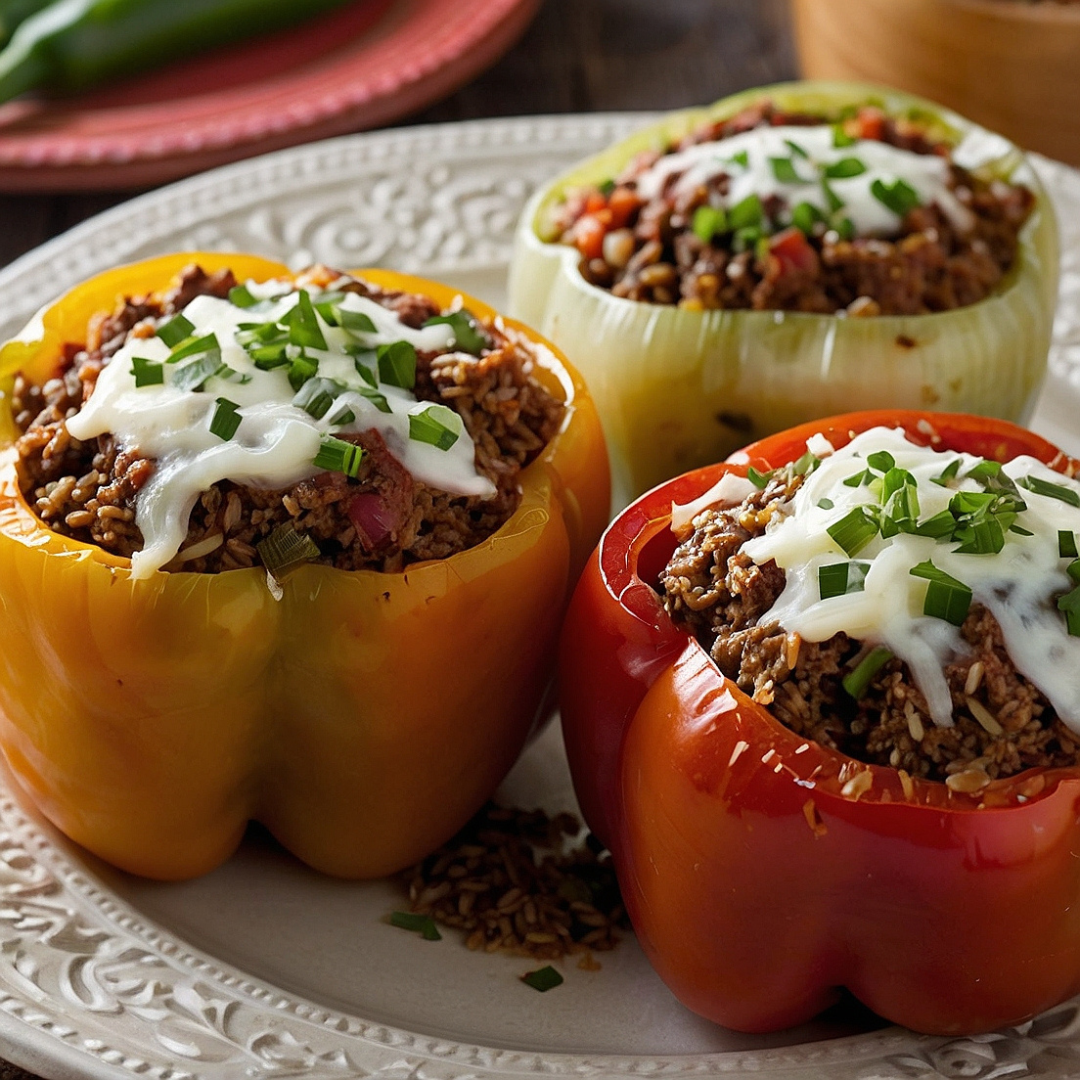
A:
[
  {"xmin": 729, "ymin": 149, "xmax": 750, "ymax": 169},
  {"xmin": 785, "ymin": 138, "xmax": 809, "ymax": 159},
  {"xmin": 228, "ymin": 284, "xmax": 259, "ymax": 309},
  {"xmin": 728, "ymin": 193, "xmax": 763, "ymax": 231},
  {"xmin": 1021, "ymin": 475, "xmax": 1080, "ymax": 508},
  {"xmin": 389, "ymin": 911, "xmax": 442, "ymax": 941},
  {"xmin": 1060, "ymin": 531, "xmax": 1079, "ymax": 559},
  {"xmin": 843, "ymin": 469, "xmax": 870, "ymax": 488},
  {"xmin": 871, "ymin": 177, "xmax": 920, "ymax": 217},
  {"xmin": 867, "ymin": 450, "xmax": 895, "ymax": 473},
  {"xmin": 353, "ymin": 358, "xmax": 378, "ymax": 387},
  {"xmin": 832, "ymin": 124, "xmax": 857, "ymax": 148},
  {"xmin": 329, "ymin": 405, "xmax": 356, "ymax": 427},
  {"xmin": 914, "ymin": 509, "xmax": 959, "ymax": 539},
  {"xmin": 598, "ymin": 178, "xmax": 616, "ymax": 196},
  {"xmin": 1070, "ymin": 559, "xmax": 1080, "ymax": 586},
  {"xmin": 952, "ymin": 517, "xmax": 1005, "ymax": 556},
  {"xmin": 746, "ymin": 466, "xmax": 773, "ymax": 489},
  {"xmin": 168, "ymin": 332, "xmax": 219, "ymax": 364},
  {"xmin": 409, "ymin": 404, "xmax": 462, "ymax": 451},
  {"xmin": 292, "ymin": 377, "xmax": 342, "ymax": 420},
  {"xmin": 171, "ymin": 350, "xmax": 225, "ymax": 392},
  {"xmin": 819, "ymin": 562, "xmax": 850, "ymax": 600},
  {"xmin": 423, "ymin": 310, "xmax": 489, "ymax": 355},
  {"xmin": 842, "ymin": 646, "xmax": 893, "ymax": 699},
  {"xmin": 823, "ymin": 156, "xmax": 867, "ymax": 179},
  {"xmin": 827, "ymin": 506, "xmax": 879, "ymax": 557},
  {"xmin": 910, "ymin": 560, "xmax": 972, "ymax": 626},
  {"xmin": 821, "ymin": 177, "xmax": 844, "ymax": 214},
  {"xmin": 521, "ymin": 965, "xmax": 564, "ymax": 992},
  {"xmin": 256, "ymin": 524, "xmax": 321, "ymax": 579},
  {"xmin": 314, "ymin": 435, "xmax": 363, "ymax": 478},
  {"xmin": 791, "ymin": 450, "xmax": 821, "ymax": 476},
  {"xmin": 692, "ymin": 205, "xmax": 727, "ymax": 243},
  {"xmin": 157, "ymin": 314, "xmax": 195, "ymax": 348},
  {"xmin": 1059, "ymin": 579, "xmax": 1080, "ymax": 637},
  {"xmin": 932, "ymin": 459, "xmax": 962, "ymax": 486},
  {"xmin": 377, "ymin": 340, "xmax": 417, "ymax": 390},
  {"xmin": 833, "ymin": 216, "xmax": 855, "ymax": 241},
  {"xmin": 769, "ymin": 156, "xmax": 802, "ymax": 183},
  {"xmin": 336, "ymin": 307, "xmax": 378, "ymax": 334},
  {"xmin": 817, "ymin": 497, "xmax": 834, "ymax": 510},
  {"xmin": 358, "ymin": 386, "xmax": 391, "ymax": 414},
  {"xmin": 209, "ymin": 397, "xmax": 241, "ymax": 440},
  {"xmin": 130, "ymin": 356, "xmax": 164, "ymax": 387},
  {"xmin": 288, "ymin": 354, "xmax": 319, "ymax": 392},
  {"xmin": 286, "ymin": 290, "xmax": 328, "ymax": 351},
  {"xmin": 791, "ymin": 201, "xmax": 823, "ymax": 236},
  {"xmin": 251, "ymin": 345, "xmax": 290, "ymax": 370},
  {"xmin": 966, "ymin": 460, "xmax": 1003, "ymax": 483}
]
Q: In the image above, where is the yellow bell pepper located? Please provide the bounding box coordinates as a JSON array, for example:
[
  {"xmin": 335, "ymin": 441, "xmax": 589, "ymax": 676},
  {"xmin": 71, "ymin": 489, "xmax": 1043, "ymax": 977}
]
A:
[{"xmin": 0, "ymin": 253, "xmax": 610, "ymax": 881}]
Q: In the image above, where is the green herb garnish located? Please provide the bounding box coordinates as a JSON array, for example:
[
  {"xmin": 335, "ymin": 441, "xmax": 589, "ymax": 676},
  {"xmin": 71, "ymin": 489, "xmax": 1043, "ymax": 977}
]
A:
[
  {"xmin": 285, "ymin": 290, "xmax": 327, "ymax": 352},
  {"xmin": 520, "ymin": 965, "xmax": 564, "ymax": 992},
  {"xmin": 1060, "ymin": 531, "xmax": 1079, "ymax": 559},
  {"xmin": 1021, "ymin": 475, "xmax": 1080, "ymax": 508},
  {"xmin": 871, "ymin": 177, "xmax": 920, "ymax": 217},
  {"xmin": 287, "ymin": 353, "xmax": 319, "ymax": 392},
  {"xmin": 168, "ymin": 332, "xmax": 219, "ymax": 364},
  {"xmin": 156, "ymin": 313, "xmax": 195, "ymax": 348},
  {"xmin": 910, "ymin": 560, "xmax": 972, "ymax": 626},
  {"xmin": 728, "ymin": 193, "xmax": 763, "ymax": 231},
  {"xmin": 256, "ymin": 524, "xmax": 321, "ymax": 579},
  {"xmin": 292, "ymin": 377, "xmax": 343, "ymax": 421},
  {"xmin": 842, "ymin": 646, "xmax": 893, "ymax": 699},
  {"xmin": 746, "ymin": 466, "xmax": 773, "ymax": 490},
  {"xmin": 692, "ymin": 205, "xmax": 728, "ymax": 243},
  {"xmin": 818, "ymin": 560, "xmax": 870, "ymax": 601},
  {"xmin": 172, "ymin": 350, "xmax": 225, "ymax": 392},
  {"xmin": 770, "ymin": 156, "xmax": 802, "ymax": 184},
  {"xmin": 409, "ymin": 404, "xmax": 462, "ymax": 451},
  {"xmin": 823, "ymin": 156, "xmax": 867, "ymax": 180},
  {"xmin": 209, "ymin": 397, "xmax": 241, "ymax": 440},
  {"xmin": 313, "ymin": 435, "xmax": 363, "ymax": 478},
  {"xmin": 827, "ymin": 506, "xmax": 879, "ymax": 556},
  {"xmin": 423, "ymin": 310, "xmax": 489, "ymax": 355},
  {"xmin": 791, "ymin": 201, "xmax": 823, "ymax": 236},
  {"xmin": 389, "ymin": 912, "xmax": 442, "ymax": 941},
  {"xmin": 228, "ymin": 284, "xmax": 259, "ymax": 309},
  {"xmin": 130, "ymin": 356, "xmax": 164, "ymax": 387},
  {"xmin": 377, "ymin": 340, "xmax": 417, "ymax": 390}
]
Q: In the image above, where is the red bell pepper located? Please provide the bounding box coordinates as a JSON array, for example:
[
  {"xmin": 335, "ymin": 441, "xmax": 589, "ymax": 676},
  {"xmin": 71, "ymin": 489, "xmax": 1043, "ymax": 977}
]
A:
[{"xmin": 560, "ymin": 409, "xmax": 1080, "ymax": 1036}]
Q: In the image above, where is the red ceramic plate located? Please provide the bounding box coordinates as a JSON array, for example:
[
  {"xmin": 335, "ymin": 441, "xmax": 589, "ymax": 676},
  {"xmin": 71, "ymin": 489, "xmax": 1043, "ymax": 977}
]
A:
[{"xmin": 0, "ymin": 0, "xmax": 541, "ymax": 192}]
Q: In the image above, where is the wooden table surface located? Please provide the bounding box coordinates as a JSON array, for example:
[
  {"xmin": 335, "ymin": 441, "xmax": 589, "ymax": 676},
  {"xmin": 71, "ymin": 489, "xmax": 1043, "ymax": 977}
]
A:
[{"xmin": 0, "ymin": 1, "xmax": 796, "ymax": 1076}]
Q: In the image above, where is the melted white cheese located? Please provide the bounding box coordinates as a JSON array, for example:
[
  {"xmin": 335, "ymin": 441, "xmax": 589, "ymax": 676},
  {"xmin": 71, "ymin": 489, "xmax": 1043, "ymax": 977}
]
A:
[
  {"xmin": 65, "ymin": 283, "xmax": 497, "ymax": 578},
  {"xmin": 633, "ymin": 124, "xmax": 973, "ymax": 237},
  {"xmin": 733, "ymin": 427, "xmax": 1080, "ymax": 728}
]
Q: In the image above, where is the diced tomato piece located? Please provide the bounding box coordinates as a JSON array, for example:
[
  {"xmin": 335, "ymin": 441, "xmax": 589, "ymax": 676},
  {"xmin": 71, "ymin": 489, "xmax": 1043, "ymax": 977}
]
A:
[
  {"xmin": 768, "ymin": 227, "xmax": 818, "ymax": 274},
  {"xmin": 573, "ymin": 214, "xmax": 607, "ymax": 260},
  {"xmin": 856, "ymin": 106, "xmax": 885, "ymax": 141},
  {"xmin": 608, "ymin": 187, "xmax": 641, "ymax": 228}
]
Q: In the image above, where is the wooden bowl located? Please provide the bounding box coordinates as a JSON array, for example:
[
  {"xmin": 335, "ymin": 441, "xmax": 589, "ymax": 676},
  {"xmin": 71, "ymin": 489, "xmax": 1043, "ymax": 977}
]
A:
[{"xmin": 790, "ymin": 0, "xmax": 1080, "ymax": 166}]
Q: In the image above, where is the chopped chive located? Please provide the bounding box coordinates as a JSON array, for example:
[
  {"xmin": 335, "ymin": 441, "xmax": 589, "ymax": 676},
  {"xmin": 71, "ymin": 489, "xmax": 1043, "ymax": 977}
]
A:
[
  {"xmin": 285, "ymin": 290, "xmax": 328, "ymax": 352},
  {"xmin": 314, "ymin": 435, "xmax": 363, "ymax": 478},
  {"xmin": 353, "ymin": 357, "xmax": 378, "ymax": 387},
  {"xmin": 692, "ymin": 205, "xmax": 727, "ymax": 242},
  {"xmin": 336, "ymin": 307, "xmax": 378, "ymax": 334},
  {"xmin": 785, "ymin": 138, "xmax": 809, "ymax": 159},
  {"xmin": 932, "ymin": 459, "xmax": 962, "ymax": 486},
  {"xmin": 288, "ymin": 354, "xmax": 319, "ymax": 392},
  {"xmin": 843, "ymin": 469, "xmax": 870, "ymax": 488},
  {"xmin": 377, "ymin": 340, "xmax": 417, "ymax": 390},
  {"xmin": 209, "ymin": 397, "xmax": 241, "ymax": 440},
  {"xmin": 791, "ymin": 451, "xmax": 821, "ymax": 476},
  {"xmin": 1010, "ymin": 524, "xmax": 1034, "ymax": 537},
  {"xmin": 817, "ymin": 497, "xmax": 834, "ymax": 509},
  {"xmin": 1059, "ymin": 581, "xmax": 1080, "ymax": 637},
  {"xmin": 157, "ymin": 313, "xmax": 195, "ymax": 348},
  {"xmin": 818, "ymin": 561, "xmax": 864, "ymax": 600},
  {"xmin": 769, "ymin": 156, "xmax": 802, "ymax": 183},
  {"xmin": 823, "ymin": 156, "xmax": 867, "ymax": 180},
  {"xmin": 728, "ymin": 193, "xmax": 763, "ymax": 231},
  {"xmin": 251, "ymin": 345, "xmax": 290, "ymax": 370},
  {"xmin": 256, "ymin": 524, "xmax": 321, "ymax": 579},
  {"xmin": 910, "ymin": 560, "xmax": 972, "ymax": 626},
  {"xmin": 1060, "ymin": 531, "xmax": 1079, "ymax": 559},
  {"xmin": 292, "ymin": 376, "xmax": 343, "ymax": 420},
  {"xmin": 866, "ymin": 450, "xmax": 895, "ymax": 474},
  {"xmin": 952, "ymin": 517, "xmax": 1005, "ymax": 555},
  {"xmin": 832, "ymin": 124, "xmax": 857, "ymax": 148},
  {"xmin": 827, "ymin": 506, "xmax": 879, "ymax": 556},
  {"xmin": 598, "ymin": 178, "xmax": 616, "ymax": 197},
  {"xmin": 422, "ymin": 310, "xmax": 489, "ymax": 355},
  {"xmin": 746, "ymin": 466, "xmax": 773, "ymax": 489},
  {"xmin": 842, "ymin": 646, "xmax": 893, "ymax": 700},
  {"xmin": 130, "ymin": 356, "xmax": 164, "ymax": 387},
  {"xmin": 791, "ymin": 201, "xmax": 823, "ymax": 236},
  {"xmin": 228, "ymin": 284, "xmax": 259, "ymax": 309},
  {"xmin": 358, "ymin": 386, "xmax": 391, "ymax": 414},
  {"xmin": 329, "ymin": 405, "xmax": 356, "ymax": 427},
  {"xmin": 171, "ymin": 350, "xmax": 225, "ymax": 392},
  {"xmin": 409, "ymin": 404, "xmax": 462, "ymax": 451},
  {"xmin": 312, "ymin": 291, "xmax": 347, "ymax": 323},
  {"xmin": 966, "ymin": 460, "xmax": 1003, "ymax": 483},
  {"xmin": 729, "ymin": 149, "xmax": 750, "ymax": 169},
  {"xmin": 1021, "ymin": 475, "xmax": 1080, "ymax": 508},
  {"xmin": 168, "ymin": 332, "xmax": 219, "ymax": 364},
  {"xmin": 832, "ymin": 216, "xmax": 855, "ymax": 241},
  {"xmin": 1070, "ymin": 559, "xmax": 1080, "ymax": 586},
  {"xmin": 237, "ymin": 320, "xmax": 287, "ymax": 346},
  {"xmin": 521, "ymin": 965, "xmax": 564, "ymax": 992},
  {"xmin": 871, "ymin": 177, "xmax": 920, "ymax": 217},
  {"xmin": 820, "ymin": 177, "xmax": 844, "ymax": 214},
  {"xmin": 914, "ymin": 509, "xmax": 958, "ymax": 539},
  {"xmin": 389, "ymin": 911, "xmax": 442, "ymax": 941}
]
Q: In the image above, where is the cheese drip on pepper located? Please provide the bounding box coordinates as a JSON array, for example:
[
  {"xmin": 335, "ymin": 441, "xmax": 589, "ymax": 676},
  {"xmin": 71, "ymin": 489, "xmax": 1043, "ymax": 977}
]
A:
[{"xmin": 66, "ymin": 279, "xmax": 496, "ymax": 578}]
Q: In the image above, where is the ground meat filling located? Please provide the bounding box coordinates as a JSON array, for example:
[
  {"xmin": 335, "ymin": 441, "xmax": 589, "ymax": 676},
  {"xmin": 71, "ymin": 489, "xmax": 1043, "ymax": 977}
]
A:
[
  {"xmin": 550, "ymin": 102, "xmax": 1034, "ymax": 315},
  {"xmin": 660, "ymin": 474, "xmax": 1080, "ymax": 784},
  {"xmin": 13, "ymin": 265, "xmax": 565, "ymax": 574}
]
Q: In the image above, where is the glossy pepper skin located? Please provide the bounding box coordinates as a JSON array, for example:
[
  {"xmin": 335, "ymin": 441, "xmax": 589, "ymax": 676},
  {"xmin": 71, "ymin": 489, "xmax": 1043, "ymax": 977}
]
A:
[
  {"xmin": 560, "ymin": 409, "xmax": 1080, "ymax": 1036},
  {"xmin": 0, "ymin": 252, "xmax": 610, "ymax": 881},
  {"xmin": 0, "ymin": 0, "xmax": 357, "ymax": 104}
]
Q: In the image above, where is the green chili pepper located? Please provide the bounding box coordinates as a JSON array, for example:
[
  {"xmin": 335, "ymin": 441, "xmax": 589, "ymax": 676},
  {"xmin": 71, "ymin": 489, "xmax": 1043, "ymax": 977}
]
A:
[
  {"xmin": 0, "ymin": 0, "xmax": 356, "ymax": 104},
  {"xmin": 0, "ymin": 0, "xmax": 54, "ymax": 50}
]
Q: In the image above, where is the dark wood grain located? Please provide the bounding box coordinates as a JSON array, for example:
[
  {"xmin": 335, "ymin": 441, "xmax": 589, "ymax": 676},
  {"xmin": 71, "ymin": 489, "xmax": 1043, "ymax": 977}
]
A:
[{"xmin": 0, "ymin": 2, "xmax": 796, "ymax": 1076}]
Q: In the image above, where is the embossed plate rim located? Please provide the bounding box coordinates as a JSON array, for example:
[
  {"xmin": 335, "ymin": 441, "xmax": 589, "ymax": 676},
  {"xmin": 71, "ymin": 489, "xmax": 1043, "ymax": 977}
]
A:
[{"xmin": 0, "ymin": 114, "xmax": 1077, "ymax": 1080}]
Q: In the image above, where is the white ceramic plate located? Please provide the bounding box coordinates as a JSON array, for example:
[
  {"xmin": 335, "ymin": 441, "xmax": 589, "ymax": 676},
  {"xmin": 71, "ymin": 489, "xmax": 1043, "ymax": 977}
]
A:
[{"xmin": 0, "ymin": 115, "xmax": 1078, "ymax": 1080}]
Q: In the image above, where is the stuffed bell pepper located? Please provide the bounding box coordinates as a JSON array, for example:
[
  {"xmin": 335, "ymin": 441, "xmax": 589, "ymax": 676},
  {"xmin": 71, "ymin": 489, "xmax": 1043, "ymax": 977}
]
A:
[
  {"xmin": 509, "ymin": 82, "xmax": 1059, "ymax": 500},
  {"xmin": 560, "ymin": 409, "xmax": 1080, "ymax": 1035},
  {"xmin": 0, "ymin": 252, "xmax": 609, "ymax": 880}
]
